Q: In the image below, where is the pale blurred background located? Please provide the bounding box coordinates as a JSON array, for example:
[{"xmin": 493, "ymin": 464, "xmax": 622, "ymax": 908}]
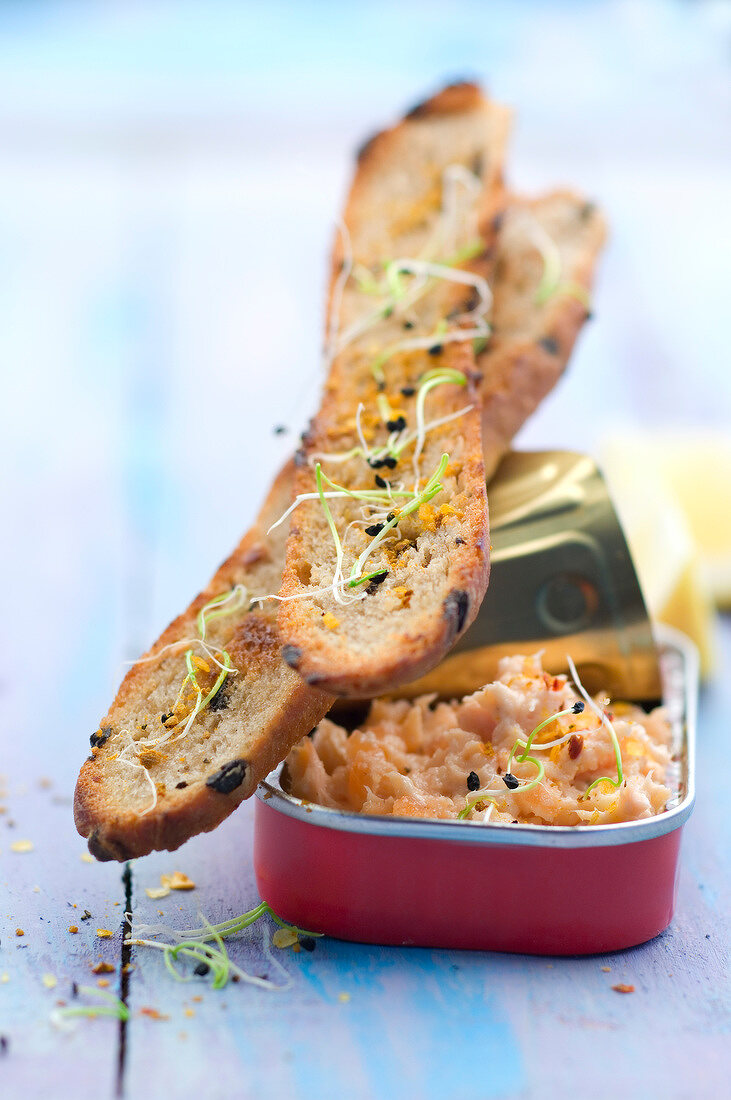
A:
[{"xmin": 1, "ymin": 0, "xmax": 729, "ymax": 784}]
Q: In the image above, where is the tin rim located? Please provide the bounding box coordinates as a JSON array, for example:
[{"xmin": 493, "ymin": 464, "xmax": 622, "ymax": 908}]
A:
[{"xmin": 256, "ymin": 624, "xmax": 697, "ymax": 849}]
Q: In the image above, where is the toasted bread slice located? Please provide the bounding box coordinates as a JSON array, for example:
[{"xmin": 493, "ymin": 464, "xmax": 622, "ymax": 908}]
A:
[
  {"xmin": 278, "ymin": 84, "xmax": 511, "ymax": 698},
  {"xmin": 74, "ymin": 462, "xmax": 333, "ymax": 861},
  {"xmin": 480, "ymin": 191, "xmax": 606, "ymax": 478}
]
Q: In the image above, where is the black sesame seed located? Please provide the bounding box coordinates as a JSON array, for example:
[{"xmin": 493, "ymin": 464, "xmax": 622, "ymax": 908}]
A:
[
  {"xmin": 206, "ymin": 759, "xmax": 248, "ymax": 795},
  {"xmin": 367, "ymin": 456, "xmax": 387, "ymax": 469},
  {"xmin": 208, "ymin": 684, "xmax": 230, "ymax": 712},
  {"xmin": 386, "ymin": 512, "xmax": 396, "ymax": 522},
  {"xmin": 281, "ymin": 644, "xmax": 302, "ymax": 668},
  {"xmin": 400, "ymin": 386, "xmax": 416, "ymax": 397},
  {"xmin": 366, "ymin": 571, "xmax": 388, "ymax": 594},
  {"xmin": 90, "ymin": 727, "xmax": 112, "ymax": 749},
  {"xmin": 503, "ymin": 773, "xmax": 520, "ymax": 790},
  {"xmin": 194, "ymin": 962, "xmax": 210, "ymax": 977},
  {"xmin": 571, "ymin": 701, "xmax": 585, "ymax": 714},
  {"xmin": 383, "ymin": 456, "xmax": 398, "ymax": 469},
  {"xmin": 467, "ymin": 771, "xmax": 480, "ymax": 792},
  {"xmin": 0, "ymin": 1035, "xmax": 9, "ymax": 1055},
  {"xmin": 376, "ymin": 380, "xmax": 386, "ymax": 392},
  {"xmin": 71, "ymin": 981, "xmax": 79, "ymax": 999},
  {"xmin": 539, "ymin": 336, "xmax": 559, "ymax": 355},
  {"xmin": 80, "ymin": 910, "xmax": 92, "ymax": 921},
  {"xmin": 428, "ymin": 344, "xmax": 443, "ymax": 356},
  {"xmin": 403, "ymin": 320, "xmax": 415, "ymax": 330},
  {"xmin": 455, "ymin": 537, "xmax": 465, "ymax": 546},
  {"xmin": 175, "ymin": 780, "xmax": 188, "ymax": 790},
  {"xmin": 160, "ymin": 711, "xmax": 173, "ymax": 725},
  {"xmin": 443, "ymin": 589, "xmax": 470, "ymax": 635},
  {"xmin": 375, "ymin": 475, "xmax": 388, "ymax": 489},
  {"xmin": 386, "ymin": 416, "xmax": 406, "ymax": 432},
  {"xmin": 299, "ymin": 936, "xmax": 316, "ymax": 952},
  {"xmin": 365, "ymin": 523, "xmax": 385, "ymax": 536},
  {"xmin": 272, "ymin": 424, "xmax": 288, "ymax": 436}
]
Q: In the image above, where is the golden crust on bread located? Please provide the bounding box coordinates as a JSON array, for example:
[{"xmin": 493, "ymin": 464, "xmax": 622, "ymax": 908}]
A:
[
  {"xmin": 74, "ymin": 462, "xmax": 332, "ymax": 861},
  {"xmin": 278, "ymin": 85, "xmax": 512, "ymax": 697}
]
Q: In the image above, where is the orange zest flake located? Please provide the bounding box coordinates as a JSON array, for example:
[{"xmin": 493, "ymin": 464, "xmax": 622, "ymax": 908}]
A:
[
  {"xmin": 390, "ymin": 585, "xmax": 412, "ymax": 609},
  {"xmin": 438, "ymin": 503, "xmax": 460, "ymax": 521},
  {"xmin": 418, "ymin": 503, "xmax": 437, "ymax": 531},
  {"xmin": 612, "ymin": 983, "xmax": 635, "ymax": 994},
  {"xmin": 138, "ymin": 748, "xmax": 163, "ymax": 768},
  {"xmin": 15, "ymin": 928, "xmax": 24, "ymax": 937},
  {"xmin": 139, "ymin": 1006, "xmax": 169, "ymax": 1020},
  {"xmin": 96, "ymin": 929, "xmax": 113, "ymax": 939},
  {"xmin": 322, "ymin": 611, "xmax": 340, "ymax": 631},
  {"xmin": 68, "ymin": 925, "xmax": 79, "ymax": 934}
]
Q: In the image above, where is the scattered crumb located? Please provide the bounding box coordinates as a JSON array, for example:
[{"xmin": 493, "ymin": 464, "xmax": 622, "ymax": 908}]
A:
[
  {"xmin": 96, "ymin": 929, "xmax": 113, "ymax": 939},
  {"xmin": 10, "ymin": 840, "xmax": 34, "ymax": 853},
  {"xmin": 41, "ymin": 974, "xmax": 57, "ymax": 990},
  {"xmin": 139, "ymin": 1007, "xmax": 169, "ymax": 1020},
  {"xmin": 32, "ymin": 886, "xmax": 40, "ymax": 893},
  {"xmin": 91, "ymin": 962, "xmax": 115, "ymax": 975},
  {"xmin": 80, "ymin": 852, "xmax": 94, "ymax": 864},
  {"xmin": 184, "ymin": 1008, "xmax": 195, "ymax": 1018},
  {"xmin": 192, "ymin": 995, "xmax": 203, "ymax": 1003},
  {"xmin": 601, "ymin": 966, "xmax": 611, "ymax": 972},
  {"xmin": 338, "ymin": 992, "xmax": 351, "ymax": 1004},
  {"xmin": 145, "ymin": 885, "xmax": 171, "ymax": 900},
  {"xmin": 612, "ymin": 983, "xmax": 635, "ymax": 994},
  {"xmin": 15, "ymin": 929, "xmax": 24, "ymax": 938},
  {"xmin": 163, "ymin": 871, "xmax": 195, "ymax": 891},
  {"xmin": 97, "ymin": 979, "xmax": 110, "ymax": 988},
  {"xmin": 272, "ymin": 928, "xmax": 298, "ymax": 949},
  {"xmin": 68, "ymin": 925, "xmax": 79, "ymax": 934},
  {"xmin": 38, "ymin": 778, "xmax": 53, "ymax": 790}
]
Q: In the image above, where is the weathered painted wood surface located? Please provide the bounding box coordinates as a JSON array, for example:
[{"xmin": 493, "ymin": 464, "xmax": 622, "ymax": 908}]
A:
[{"xmin": 1, "ymin": 3, "xmax": 730, "ymax": 1098}]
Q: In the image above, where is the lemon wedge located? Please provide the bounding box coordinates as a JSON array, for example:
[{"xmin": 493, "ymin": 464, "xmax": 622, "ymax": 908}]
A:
[{"xmin": 601, "ymin": 432, "xmax": 720, "ymax": 677}]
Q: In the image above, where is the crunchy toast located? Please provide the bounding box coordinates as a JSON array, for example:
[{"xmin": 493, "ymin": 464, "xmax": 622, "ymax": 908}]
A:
[
  {"xmin": 74, "ymin": 462, "xmax": 333, "ymax": 861},
  {"xmin": 278, "ymin": 84, "xmax": 511, "ymax": 698},
  {"xmin": 480, "ymin": 191, "xmax": 606, "ymax": 476}
]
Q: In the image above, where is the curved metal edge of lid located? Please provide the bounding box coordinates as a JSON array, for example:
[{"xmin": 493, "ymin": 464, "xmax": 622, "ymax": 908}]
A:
[{"xmin": 256, "ymin": 625, "xmax": 698, "ymax": 851}]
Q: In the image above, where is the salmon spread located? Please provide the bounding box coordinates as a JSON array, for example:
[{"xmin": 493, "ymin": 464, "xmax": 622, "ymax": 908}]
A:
[{"xmin": 284, "ymin": 654, "xmax": 673, "ymax": 825}]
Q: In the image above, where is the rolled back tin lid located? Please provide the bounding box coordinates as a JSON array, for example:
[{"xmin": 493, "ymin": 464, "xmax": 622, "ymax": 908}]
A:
[{"xmin": 397, "ymin": 450, "xmax": 663, "ymax": 702}]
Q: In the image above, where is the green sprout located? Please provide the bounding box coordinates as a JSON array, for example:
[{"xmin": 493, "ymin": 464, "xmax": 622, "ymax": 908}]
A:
[
  {"xmin": 51, "ymin": 986, "xmax": 130, "ymax": 1028},
  {"xmin": 125, "ymin": 903, "xmax": 322, "ymax": 992}
]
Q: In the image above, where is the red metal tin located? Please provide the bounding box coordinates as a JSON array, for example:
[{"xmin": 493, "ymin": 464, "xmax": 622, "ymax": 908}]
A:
[{"xmin": 254, "ymin": 626, "xmax": 696, "ymax": 955}]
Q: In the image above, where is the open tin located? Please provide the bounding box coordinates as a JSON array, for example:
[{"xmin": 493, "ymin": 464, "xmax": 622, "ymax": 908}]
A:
[{"xmin": 254, "ymin": 625, "xmax": 696, "ymax": 954}]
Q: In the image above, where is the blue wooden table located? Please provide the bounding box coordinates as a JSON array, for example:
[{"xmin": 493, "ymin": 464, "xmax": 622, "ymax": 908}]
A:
[{"xmin": 1, "ymin": 3, "xmax": 729, "ymax": 1097}]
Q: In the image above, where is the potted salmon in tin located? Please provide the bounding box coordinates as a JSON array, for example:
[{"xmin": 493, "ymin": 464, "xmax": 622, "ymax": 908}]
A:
[{"xmin": 254, "ymin": 455, "xmax": 698, "ymax": 955}]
